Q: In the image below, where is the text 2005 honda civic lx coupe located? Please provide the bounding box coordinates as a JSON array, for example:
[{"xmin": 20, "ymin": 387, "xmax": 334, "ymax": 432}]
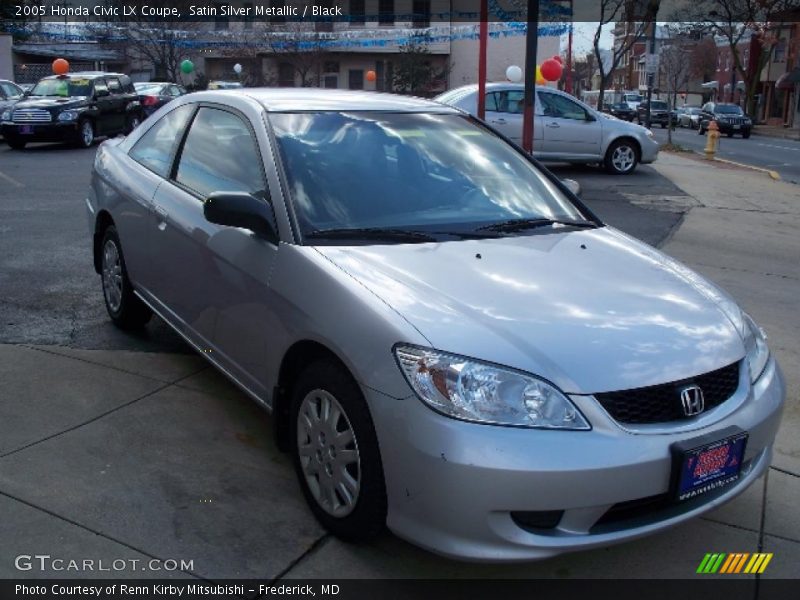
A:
[{"xmin": 86, "ymin": 89, "xmax": 784, "ymax": 561}]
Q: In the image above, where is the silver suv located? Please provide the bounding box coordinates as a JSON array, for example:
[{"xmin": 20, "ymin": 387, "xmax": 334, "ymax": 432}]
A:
[{"xmin": 436, "ymin": 83, "xmax": 660, "ymax": 175}]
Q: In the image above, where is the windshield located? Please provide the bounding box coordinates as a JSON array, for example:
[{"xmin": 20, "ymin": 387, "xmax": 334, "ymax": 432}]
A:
[
  {"xmin": 30, "ymin": 77, "xmax": 92, "ymax": 97},
  {"xmin": 688, "ymin": 108, "xmax": 702, "ymax": 115},
  {"xmin": 270, "ymin": 112, "xmax": 589, "ymax": 240},
  {"xmin": 624, "ymin": 94, "xmax": 643, "ymax": 103},
  {"xmin": 650, "ymin": 101, "xmax": 668, "ymax": 110},
  {"xmin": 135, "ymin": 83, "xmax": 164, "ymax": 94},
  {"xmin": 715, "ymin": 105, "xmax": 744, "ymax": 114}
]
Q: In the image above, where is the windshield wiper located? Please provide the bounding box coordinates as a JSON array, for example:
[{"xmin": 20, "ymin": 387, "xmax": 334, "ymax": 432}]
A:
[
  {"xmin": 477, "ymin": 218, "xmax": 598, "ymax": 233},
  {"xmin": 304, "ymin": 227, "xmax": 438, "ymax": 243}
]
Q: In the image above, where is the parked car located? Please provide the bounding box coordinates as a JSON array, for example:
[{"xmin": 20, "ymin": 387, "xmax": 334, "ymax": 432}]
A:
[
  {"xmin": 435, "ymin": 83, "xmax": 659, "ymax": 175},
  {"xmin": 678, "ymin": 106, "xmax": 703, "ymax": 129},
  {"xmin": 0, "ymin": 80, "xmax": 25, "ymax": 140},
  {"xmin": 86, "ymin": 89, "xmax": 784, "ymax": 561},
  {"xmin": 207, "ymin": 80, "xmax": 243, "ymax": 90},
  {"xmin": 699, "ymin": 102, "xmax": 752, "ymax": 138},
  {"xmin": 636, "ymin": 99, "xmax": 670, "ymax": 128},
  {"xmin": 134, "ymin": 82, "xmax": 187, "ymax": 117},
  {"xmin": 606, "ymin": 102, "xmax": 636, "ymax": 121},
  {"xmin": 0, "ymin": 72, "xmax": 143, "ymax": 150}
]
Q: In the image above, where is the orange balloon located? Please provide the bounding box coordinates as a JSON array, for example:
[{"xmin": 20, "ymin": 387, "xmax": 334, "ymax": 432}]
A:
[
  {"xmin": 52, "ymin": 58, "xmax": 69, "ymax": 75},
  {"xmin": 366, "ymin": 70, "xmax": 377, "ymax": 82}
]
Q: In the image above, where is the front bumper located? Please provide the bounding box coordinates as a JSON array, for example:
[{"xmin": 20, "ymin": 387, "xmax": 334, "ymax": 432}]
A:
[
  {"xmin": 369, "ymin": 358, "xmax": 784, "ymax": 561},
  {"xmin": 639, "ymin": 136, "xmax": 660, "ymax": 164},
  {"xmin": 1, "ymin": 121, "xmax": 79, "ymax": 143},
  {"xmin": 716, "ymin": 121, "xmax": 752, "ymax": 135}
]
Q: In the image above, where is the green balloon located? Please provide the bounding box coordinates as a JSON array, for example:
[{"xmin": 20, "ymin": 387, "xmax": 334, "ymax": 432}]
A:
[{"xmin": 180, "ymin": 60, "xmax": 194, "ymax": 74}]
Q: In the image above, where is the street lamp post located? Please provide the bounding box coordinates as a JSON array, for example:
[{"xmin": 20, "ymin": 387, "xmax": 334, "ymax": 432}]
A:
[{"xmin": 522, "ymin": 0, "xmax": 540, "ymax": 153}]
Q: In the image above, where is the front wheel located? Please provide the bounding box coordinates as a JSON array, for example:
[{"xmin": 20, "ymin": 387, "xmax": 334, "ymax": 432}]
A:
[
  {"xmin": 604, "ymin": 140, "xmax": 639, "ymax": 175},
  {"xmin": 291, "ymin": 359, "xmax": 387, "ymax": 541},
  {"xmin": 6, "ymin": 138, "xmax": 26, "ymax": 150},
  {"xmin": 100, "ymin": 225, "xmax": 152, "ymax": 329},
  {"xmin": 743, "ymin": 131, "xmax": 751, "ymax": 139},
  {"xmin": 75, "ymin": 119, "xmax": 95, "ymax": 148}
]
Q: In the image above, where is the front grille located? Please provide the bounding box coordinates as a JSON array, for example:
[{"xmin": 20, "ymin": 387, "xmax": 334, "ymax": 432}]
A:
[
  {"xmin": 721, "ymin": 117, "xmax": 747, "ymax": 126},
  {"xmin": 12, "ymin": 109, "xmax": 52, "ymax": 123},
  {"xmin": 594, "ymin": 362, "xmax": 740, "ymax": 425}
]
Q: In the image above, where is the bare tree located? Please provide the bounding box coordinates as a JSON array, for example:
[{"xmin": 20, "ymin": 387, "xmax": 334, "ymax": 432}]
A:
[
  {"xmin": 392, "ymin": 33, "xmax": 450, "ymax": 96},
  {"xmin": 658, "ymin": 38, "xmax": 691, "ymax": 143},
  {"xmin": 254, "ymin": 22, "xmax": 327, "ymax": 87},
  {"xmin": 592, "ymin": 0, "xmax": 661, "ymax": 110},
  {"xmin": 680, "ymin": 0, "xmax": 792, "ymax": 115},
  {"xmin": 571, "ymin": 52, "xmax": 597, "ymax": 95}
]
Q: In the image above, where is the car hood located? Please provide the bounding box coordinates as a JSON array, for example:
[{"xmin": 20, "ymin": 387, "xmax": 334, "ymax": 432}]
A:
[
  {"xmin": 12, "ymin": 97, "xmax": 88, "ymax": 110},
  {"xmin": 313, "ymin": 227, "xmax": 745, "ymax": 394}
]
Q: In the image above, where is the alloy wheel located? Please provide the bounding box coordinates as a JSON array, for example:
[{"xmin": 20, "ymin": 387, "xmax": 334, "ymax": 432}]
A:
[
  {"xmin": 296, "ymin": 388, "xmax": 361, "ymax": 517},
  {"xmin": 612, "ymin": 145, "xmax": 635, "ymax": 173},
  {"xmin": 102, "ymin": 239, "xmax": 123, "ymax": 313}
]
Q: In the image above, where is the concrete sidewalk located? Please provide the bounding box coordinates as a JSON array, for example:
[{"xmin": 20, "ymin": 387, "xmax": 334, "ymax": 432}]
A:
[{"xmin": 0, "ymin": 155, "xmax": 798, "ymax": 582}]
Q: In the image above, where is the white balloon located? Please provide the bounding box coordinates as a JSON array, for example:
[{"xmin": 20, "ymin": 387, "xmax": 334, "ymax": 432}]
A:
[
  {"xmin": 506, "ymin": 65, "xmax": 522, "ymax": 83},
  {"xmin": 233, "ymin": 63, "xmax": 242, "ymax": 74}
]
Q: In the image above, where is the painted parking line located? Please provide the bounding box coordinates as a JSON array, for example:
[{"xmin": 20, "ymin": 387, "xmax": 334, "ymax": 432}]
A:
[
  {"xmin": 755, "ymin": 143, "xmax": 800, "ymax": 152},
  {"xmin": 0, "ymin": 168, "xmax": 24, "ymax": 188}
]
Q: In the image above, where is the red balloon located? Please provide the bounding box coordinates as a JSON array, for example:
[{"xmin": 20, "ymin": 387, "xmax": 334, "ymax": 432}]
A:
[
  {"xmin": 52, "ymin": 58, "xmax": 69, "ymax": 75},
  {"xmin": 551, "ymin": 55, "xmax": 564, "ymax": 64},
  {"xmin": 366, "ymin": 70, "xmax": 377, "ymax": 82},
  {"xmin": 540, "ymin": 58, "xmax": 563, "ymax": 82}
]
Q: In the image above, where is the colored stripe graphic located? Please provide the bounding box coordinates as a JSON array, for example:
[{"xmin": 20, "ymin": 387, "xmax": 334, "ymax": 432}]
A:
[{"xmin": 700, "ymin": 553, "xmax": 774, "ymax": 574}]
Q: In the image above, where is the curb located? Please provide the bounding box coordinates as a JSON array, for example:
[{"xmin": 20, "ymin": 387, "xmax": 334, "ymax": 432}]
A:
[{"xmin": 709, "ymin": 156, "xmax": 782, "ymax": 180}]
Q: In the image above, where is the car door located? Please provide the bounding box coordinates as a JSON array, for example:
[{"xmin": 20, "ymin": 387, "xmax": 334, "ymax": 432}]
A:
[
  {"xmin": 484, "ymin": 89, "xmax": 543, "ymax": 150},
  {"xmin": 105, "ymin": 77, "xmax": 128, "ymax": 133},
  {"xmin": 123, "ymin": 104, "xmax": 197, "ymax": 289},
  {"xmin": 537, "ymin": 91, "xmax": 602, "ymax": 159},
  {"xmin": 92, "ymin": 78, "xmax": 116, "ymax": 135},
  {"xmin": 148, "ymin": 104, "xmax": 280, "ymax": 398}
]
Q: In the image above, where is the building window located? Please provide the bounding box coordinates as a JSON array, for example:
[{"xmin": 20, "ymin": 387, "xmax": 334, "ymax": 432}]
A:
[
  {"xmin": 412, "ymin": 0, "xmax": 430, "ymax": 28},
  {"xmin": 349, "ymin": 69, "xmax": 364, "ymax": 90},
  {"xmin": 214, "ymin": 2, "xmax": 228, "ymax": 30},
  {"xmin": 351, "ymin": 0, "xmax": 365, "ymax": 26},
  {"xmin": 278, "ymin": 63, "xmax": 295, "ymax": 87},
  {"xmin": 243, "ymin": 3, "xmax": 253, "ymax": 29},
  {"xmin": 379, "ymin": 0, "xmax": 394, "ymax": 25},
  {"xmin": 774, "ymin": 39, "xmax": 787, "ymax": 62},
  {"xmin": 324, "ymin": 75, "xmax": 338, "ymax": 88}
]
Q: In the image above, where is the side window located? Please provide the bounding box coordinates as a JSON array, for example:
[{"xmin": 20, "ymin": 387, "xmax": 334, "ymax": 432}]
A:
[
  {"xmin": 1, "ymin": 82, "xmax": 22, "ymax": 99},
  {"xmin": 485, "ymin": 92, "xmax": 498, "ymax": 112},
  {"xmin": 494, "ymin": 91, "xmax": 524, "ymax": 114},
  {"xmin": 175, "ymin": 107, "xmax": 265, "ymax": 199},
  {"xmin": 539, "ymin": 93, "xmax": 589, "ymax": 120},
  {"xmin": 107, "ymin": 77, "xmax": 122, "ymax": 94},
  {"xmin": 129, "ymin": 104, "xmax": 195, "ymax": 177},
  {"xmin": 93, "ymin": 79, "xmax": 108, "ymax": 96}
]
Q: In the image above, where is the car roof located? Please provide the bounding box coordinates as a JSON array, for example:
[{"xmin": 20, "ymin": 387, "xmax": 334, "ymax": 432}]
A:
[
  {"xmin": 190, "ymin": 88, "xmax": 462, "ymax": 113},
  {"xmin": 40, "ymin": 72, "xmax": 126, "ymax": 80}
]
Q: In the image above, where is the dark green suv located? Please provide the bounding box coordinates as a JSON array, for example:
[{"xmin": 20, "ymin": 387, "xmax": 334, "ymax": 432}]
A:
[{"xmin": 0, "ymin": 72, "xmax": 143, "ymax": 149}]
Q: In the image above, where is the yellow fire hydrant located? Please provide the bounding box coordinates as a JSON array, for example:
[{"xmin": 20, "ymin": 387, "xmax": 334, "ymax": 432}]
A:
[{"xmin": 704, "ymin": 120, "xmax": 720, "ymax": 160}]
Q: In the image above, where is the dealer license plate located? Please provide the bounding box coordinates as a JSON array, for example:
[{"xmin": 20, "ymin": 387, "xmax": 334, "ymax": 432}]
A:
[
  {"xmin": 672, "ymin": 430, "xmax": 748, "ymax": 501},
  {"xmin": 733, "ymin": 124, "xmax": 741, "ymax": 130},
  {"xmin": 19, "ymin": 125, "xmax": 34, "ymax": 135}
]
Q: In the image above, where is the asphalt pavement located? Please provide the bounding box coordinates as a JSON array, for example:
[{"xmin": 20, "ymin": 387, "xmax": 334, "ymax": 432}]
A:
[
  {"xmin": 650, "ymin": 126, "xmax": 800, "ymax": 184},
  {"xmin": 0, "ymin": 140, "xmax": 798, "ymax": 583}
]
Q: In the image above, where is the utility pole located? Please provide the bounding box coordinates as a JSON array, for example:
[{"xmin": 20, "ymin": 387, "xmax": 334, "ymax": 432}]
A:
[
  {"xmin": 522, "ymin": 0, "xmax": 540, "ymax": 153},
  {"xmin": 645, "ymin": 13, "xmax": 658, "ymax": 129},
  {"xmin": 477, "ymin": 0, "xmax": 488, "ymax": 120},
  {"xmin": 566, "ymin": 0, "xmax": 573, "ymax": 94}
]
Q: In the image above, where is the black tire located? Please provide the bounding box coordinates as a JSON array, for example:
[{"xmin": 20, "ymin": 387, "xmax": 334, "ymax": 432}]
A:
[
  {"xmin": 604, "ymin": 139, "xmax": 639, "ymax": 175},
  {"xmin": 126, "ymin": 113, "xmax": 142, "ymax": 134},
  {"xmin": 290, "ymin": 359, "xmax": 387, "ymax": 541},
  {"xmin": 6, "ymin": 138, "xmax": 26, "ymax": 150},
  {"xmin": 743, "ymin": 131, "xmax": 751, "ymax": 139},
  {"xmin": 699, "ymin": 126, "xmax": 706, "ymax": 135},
  {"xmin": 75, "ymin": 119, "xmax": 95, "ymax": 148},
  {"xmin": 661, "ymin": 123, "xmax": 667, "ymax": 129},
  {"xmin": 727, "ymin": 132, "xmax": 734, "ymax": 137},
  {"xmin": 99, "ymin": 225, "xmax": 152, "ymax": 329}
]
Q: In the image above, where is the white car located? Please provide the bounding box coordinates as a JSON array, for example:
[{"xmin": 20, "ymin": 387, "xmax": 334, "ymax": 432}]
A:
[{"xmin": 436, "ymin": 84, "xmax": 660, "ymax": 175}]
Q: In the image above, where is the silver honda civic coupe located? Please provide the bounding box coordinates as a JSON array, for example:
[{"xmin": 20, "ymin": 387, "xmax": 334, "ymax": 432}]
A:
[{"xmin": 86, "ymin": 89, "xmax": 784, "ymax": 562}]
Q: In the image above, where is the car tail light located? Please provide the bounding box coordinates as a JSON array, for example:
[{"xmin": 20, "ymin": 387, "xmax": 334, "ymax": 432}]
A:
[{"xmin": 142, "ymin": 95, "xmax": 159, "ymax": 106}]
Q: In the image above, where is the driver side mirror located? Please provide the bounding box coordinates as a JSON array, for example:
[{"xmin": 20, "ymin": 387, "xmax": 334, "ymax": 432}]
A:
[
  {"xmin": 585, "ymin": 112, "xmax": 597, "ymax": 122},
  {"xmin": 203, "ymin": 192, "xmax": 277, "ymax": 242}
]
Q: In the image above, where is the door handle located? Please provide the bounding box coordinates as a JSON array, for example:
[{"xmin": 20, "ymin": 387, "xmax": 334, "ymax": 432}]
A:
[
  {"xmin": 546, "ymin": 121, "xmax": 560, "ymax": 128},
  {"xmin": 491, "ymin": 118, "xmax": 507, "ymax": 124},
  {"xmin": 154, "ymin": 204, "xmax": 168, "ymax": 230}
]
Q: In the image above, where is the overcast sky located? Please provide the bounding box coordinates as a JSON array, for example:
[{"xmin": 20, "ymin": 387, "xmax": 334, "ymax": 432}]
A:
[{"xmin": 564, "ymin": 22, "xmax": 615, "ymax": 57}]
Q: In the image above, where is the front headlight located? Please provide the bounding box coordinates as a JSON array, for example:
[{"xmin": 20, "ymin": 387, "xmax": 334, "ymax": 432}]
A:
[
  {"xmin": 394, "ymin": 345, "xmax": 590, "ymax": 430},
  {"xmin": 645, "ymin": 129, "xmax": 654, "ymax": 138},
  {"xmin": 0, "ymin": 110, "xmax": 10, "ymax": 122},
  {"xmin": 58, "ymin": 111, "xmax": 78, "ymax": 122},
  {"xmin": 742, "ymin": 313, "xmax": 769, "ymax": 383}
]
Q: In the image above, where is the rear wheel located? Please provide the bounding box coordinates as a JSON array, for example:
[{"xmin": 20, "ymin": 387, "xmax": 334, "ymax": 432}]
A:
[
  {"xmin": 290, "ymin": 359, "xmax": 387, "ymax": 541},
  {"xmin": 100, "ymin": 225, "xmax": 152, "ymax": 329},
  {"xmin": 126, "ymin": 113, "xmax": 142, "ymax": 134},
  {"xmin": 604, "ymin": 139, "xmax": 639, "ymax": 175}
]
